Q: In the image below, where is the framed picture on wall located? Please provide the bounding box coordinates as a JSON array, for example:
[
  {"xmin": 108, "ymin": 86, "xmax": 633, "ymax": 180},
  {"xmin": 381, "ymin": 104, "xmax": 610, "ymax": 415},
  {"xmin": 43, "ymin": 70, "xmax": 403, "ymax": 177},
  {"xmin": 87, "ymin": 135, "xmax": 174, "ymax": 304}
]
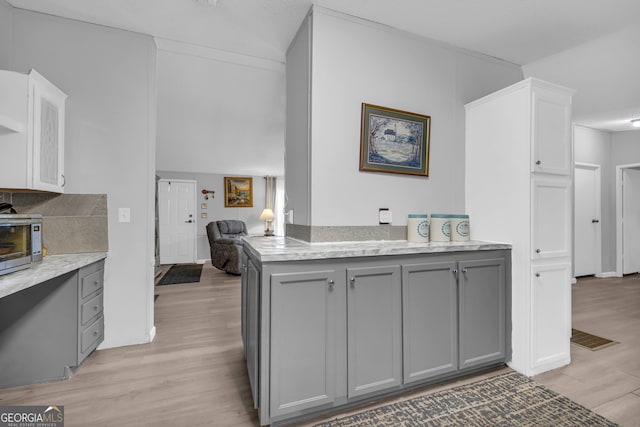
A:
[
  {"xmin": 360, "ymin": 103, "xmax": 431, "ymax": 177},
  {"xmin": 224, "ymin": 177, "xmax": 253, "ymax": 207}
]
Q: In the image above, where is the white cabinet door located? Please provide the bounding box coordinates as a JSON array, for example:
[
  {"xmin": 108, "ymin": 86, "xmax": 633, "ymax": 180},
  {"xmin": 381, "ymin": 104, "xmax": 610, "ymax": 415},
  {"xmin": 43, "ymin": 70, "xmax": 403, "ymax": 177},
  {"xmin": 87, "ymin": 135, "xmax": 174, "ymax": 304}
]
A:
[
  {"xmin": 30, "ymin": 71, "xmax": 67, "ymax": 192},
  {"xmin": 532, "ymin": 180, "xmax": 571, "ymax": 259},
  {"xmin": 531, "ymin": 88, "xmax": 572, "ymax": 176},
  {"xmin": 530, "ymin": 263, "xmax": 571, "ymax": 373}
]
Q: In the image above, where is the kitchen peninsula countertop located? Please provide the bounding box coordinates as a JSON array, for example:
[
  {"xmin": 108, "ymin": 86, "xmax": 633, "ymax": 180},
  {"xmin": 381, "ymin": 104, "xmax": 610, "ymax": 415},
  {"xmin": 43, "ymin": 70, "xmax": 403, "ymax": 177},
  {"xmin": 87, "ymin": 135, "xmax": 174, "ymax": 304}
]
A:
[
  {"xmin": 243, "ymin": 236, "xmax": 510, "ymax": 263},
  {"xmin": 0, "ymin": 252, "xmax": 107, "ymax": 299}
]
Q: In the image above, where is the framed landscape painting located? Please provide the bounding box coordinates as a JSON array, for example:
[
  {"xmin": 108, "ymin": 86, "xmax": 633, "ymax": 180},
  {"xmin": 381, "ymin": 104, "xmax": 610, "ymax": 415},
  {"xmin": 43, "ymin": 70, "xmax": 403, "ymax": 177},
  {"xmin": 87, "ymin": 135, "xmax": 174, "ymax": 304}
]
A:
[
  {"xmin": 360, "ymin": 103, "xmax": 431, "ymax": 176},
  {"xmin": 224, "ymin": 177, "xmax": 253, "ymax": 207}
]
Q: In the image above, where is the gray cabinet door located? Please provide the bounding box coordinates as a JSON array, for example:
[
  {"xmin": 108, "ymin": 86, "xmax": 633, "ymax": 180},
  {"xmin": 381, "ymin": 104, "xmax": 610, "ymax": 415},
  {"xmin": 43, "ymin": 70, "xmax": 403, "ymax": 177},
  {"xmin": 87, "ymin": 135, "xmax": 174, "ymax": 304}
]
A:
[
  {"xmin": 458, "ymin": 257, "xmax": 506, "ymax": 370},
  {"xmin": 245, "ymin": 257, "xmax": 260, "ymax": 409},
  {"xmin": 347, "ymin": 265, "xmax": 402, "ymax": 398},
  {"xmin": 402, "ymin": 261, "xmax": 458, "ymax": 384},
  {"xmin": 270, "ymin": 269, "xmax": 338, "ymax": 417},
  {"xmin": 241, "ymin": 251, "xmax": 248, "ymax": 353}
]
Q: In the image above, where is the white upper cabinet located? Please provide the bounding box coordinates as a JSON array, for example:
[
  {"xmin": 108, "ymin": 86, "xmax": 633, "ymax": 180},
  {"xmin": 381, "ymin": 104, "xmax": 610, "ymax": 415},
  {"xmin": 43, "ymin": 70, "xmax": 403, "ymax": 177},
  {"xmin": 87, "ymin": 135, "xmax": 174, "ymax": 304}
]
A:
[
  {"xmin": 531, "ymin": 85, "xmax": 573, "ymax": 176},
  {"xmin": 0, "ymin": 69, "xmax": 67, "ymax": 193}
]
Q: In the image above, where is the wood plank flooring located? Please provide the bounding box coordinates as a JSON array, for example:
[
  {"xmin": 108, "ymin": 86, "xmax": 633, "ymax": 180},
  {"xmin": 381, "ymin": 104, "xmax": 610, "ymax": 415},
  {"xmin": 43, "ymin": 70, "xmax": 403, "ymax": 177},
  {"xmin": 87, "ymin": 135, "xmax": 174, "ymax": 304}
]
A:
[
  {"xmin": 0, "ymin": 265, "xmax": 638, "ymax": 426},
  {"xmin": 535, "ymin": 274, "xmax": 640, "ymax": 427}
]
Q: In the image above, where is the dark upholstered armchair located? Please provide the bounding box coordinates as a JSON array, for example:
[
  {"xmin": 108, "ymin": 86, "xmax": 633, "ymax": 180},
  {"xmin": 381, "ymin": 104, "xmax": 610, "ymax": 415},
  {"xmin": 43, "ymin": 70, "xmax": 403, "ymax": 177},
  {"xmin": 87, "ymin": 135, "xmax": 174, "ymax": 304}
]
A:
[{"xmin": 206, "ymin": 220, "xmax": 248, "ymax": 275}]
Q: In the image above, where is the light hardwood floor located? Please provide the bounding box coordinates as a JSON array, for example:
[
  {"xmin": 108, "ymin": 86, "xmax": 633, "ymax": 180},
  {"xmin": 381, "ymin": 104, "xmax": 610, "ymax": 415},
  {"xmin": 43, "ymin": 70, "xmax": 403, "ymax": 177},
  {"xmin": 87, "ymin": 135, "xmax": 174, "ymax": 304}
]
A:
[{"xmin": 0, "ymin": 265, "xmax": 638, "ymax": 426}]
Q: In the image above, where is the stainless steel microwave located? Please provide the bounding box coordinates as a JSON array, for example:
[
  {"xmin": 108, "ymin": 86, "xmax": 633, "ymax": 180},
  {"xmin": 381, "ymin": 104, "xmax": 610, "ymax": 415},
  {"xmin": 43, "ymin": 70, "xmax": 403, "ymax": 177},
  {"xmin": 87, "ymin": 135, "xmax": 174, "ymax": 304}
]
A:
[{"xmin": 0, "ymin": 214, "xmax": 43, "ymax": 276}]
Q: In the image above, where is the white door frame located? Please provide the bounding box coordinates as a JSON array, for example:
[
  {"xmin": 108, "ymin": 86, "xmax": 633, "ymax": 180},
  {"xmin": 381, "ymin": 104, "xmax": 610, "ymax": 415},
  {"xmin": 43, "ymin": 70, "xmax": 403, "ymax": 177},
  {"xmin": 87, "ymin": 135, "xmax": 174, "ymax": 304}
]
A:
[
  {"xmin": 574, "ymin": 162, "xmax": 602, "ymax": 277},
  {"xmin": 158, "ymin": 179, "xmax": 197, "ymax": 264},
  {"xmin": 616, "ymin": 163, "xmax": 640, "ymax": 276}
]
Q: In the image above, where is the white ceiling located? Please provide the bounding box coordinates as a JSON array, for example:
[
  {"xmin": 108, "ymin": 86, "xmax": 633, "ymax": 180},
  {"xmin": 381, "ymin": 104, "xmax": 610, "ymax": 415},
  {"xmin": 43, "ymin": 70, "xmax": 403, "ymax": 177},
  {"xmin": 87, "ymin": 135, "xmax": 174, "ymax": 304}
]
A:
[{"xmin": 7, "ymin": 0, "xmax": 640, "ymax": 131}]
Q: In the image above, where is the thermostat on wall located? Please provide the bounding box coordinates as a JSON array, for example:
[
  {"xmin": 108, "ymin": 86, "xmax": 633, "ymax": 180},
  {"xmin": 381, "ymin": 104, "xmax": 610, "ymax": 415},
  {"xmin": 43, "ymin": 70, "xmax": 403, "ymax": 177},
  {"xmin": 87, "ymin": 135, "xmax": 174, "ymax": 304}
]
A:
[{"xmin": 379, "ymin": 208, "xmax": 392, "ymax": 225}]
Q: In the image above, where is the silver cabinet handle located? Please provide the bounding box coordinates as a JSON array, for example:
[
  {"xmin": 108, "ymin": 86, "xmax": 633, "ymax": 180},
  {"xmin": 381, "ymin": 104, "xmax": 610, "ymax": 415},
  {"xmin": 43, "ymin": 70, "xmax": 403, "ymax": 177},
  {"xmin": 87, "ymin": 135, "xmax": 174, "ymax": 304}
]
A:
[
  {"xmin": 592, "ymin": 219, "xmax": 600, "ymax": 223},
  {"xmin": 61, "ymin": 174, "xmax": 66, "ymax": 187},
  {"xmin": 328, "ymin": 279, "xmax": 334, "ymax": 290},
  {"xmin": 535, "ymin": 272, "xmax": 541, "ymax": 277},
  {"xmin": 536, "ymin": 249, "xmax": 541, "ymax": 254},
  {"xmin": 536, "ymin": 160, "xmax": 541, "ymax": 165},
  {"xmin": 349, "ymin": 277, "xmax": 355, "ymax": 287},
  {"xmin": 185, "ymin": 220, "xmax": 193, "ymax": 223},
  {"xmin": 461, "ymin": 268, "xmax": 467, "ymax": 274}
]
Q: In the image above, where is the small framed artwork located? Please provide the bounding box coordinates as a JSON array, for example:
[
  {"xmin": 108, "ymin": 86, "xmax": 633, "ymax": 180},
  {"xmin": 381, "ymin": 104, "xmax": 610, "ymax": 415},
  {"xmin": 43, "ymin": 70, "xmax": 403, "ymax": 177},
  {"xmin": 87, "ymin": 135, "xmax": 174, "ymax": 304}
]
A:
[
  {"xmin": 360, "ymin": 103, "xmax": 431, "ymax": 177},
  {"xmin": 224, "ymin": 177, "xmax": 253, "ymax": 208}
]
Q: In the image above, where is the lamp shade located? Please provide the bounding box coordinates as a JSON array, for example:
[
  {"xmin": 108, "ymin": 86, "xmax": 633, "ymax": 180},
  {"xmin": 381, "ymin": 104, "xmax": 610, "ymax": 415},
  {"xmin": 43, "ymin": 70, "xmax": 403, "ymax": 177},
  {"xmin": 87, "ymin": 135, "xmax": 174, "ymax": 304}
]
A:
[{"xmin": 260, "ymin": 208, "xmax": 274, "ymax": 221}]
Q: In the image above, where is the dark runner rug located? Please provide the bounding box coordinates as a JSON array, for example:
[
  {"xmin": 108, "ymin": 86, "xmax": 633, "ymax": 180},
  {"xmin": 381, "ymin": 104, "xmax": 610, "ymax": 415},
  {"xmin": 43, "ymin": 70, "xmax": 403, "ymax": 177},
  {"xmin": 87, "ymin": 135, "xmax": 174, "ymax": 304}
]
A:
[
  {"xmin": 156, "ymin": 264, "xmax": 203, "ymax": 286},
  {"xmin": 313, "ymin": 371, "xmax": 617, "ymax": 426}
]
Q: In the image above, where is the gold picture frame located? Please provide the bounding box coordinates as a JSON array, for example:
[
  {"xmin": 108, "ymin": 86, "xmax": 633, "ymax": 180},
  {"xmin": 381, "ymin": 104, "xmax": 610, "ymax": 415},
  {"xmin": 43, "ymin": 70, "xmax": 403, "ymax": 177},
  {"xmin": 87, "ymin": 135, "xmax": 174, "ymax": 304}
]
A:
[
  {"xmin": 224, "ymin": 177, "xmax": 253, "ymax": 208},
  {"xmin": 360, "ymin": 103, "xmax": 431, "ymax": 177}
]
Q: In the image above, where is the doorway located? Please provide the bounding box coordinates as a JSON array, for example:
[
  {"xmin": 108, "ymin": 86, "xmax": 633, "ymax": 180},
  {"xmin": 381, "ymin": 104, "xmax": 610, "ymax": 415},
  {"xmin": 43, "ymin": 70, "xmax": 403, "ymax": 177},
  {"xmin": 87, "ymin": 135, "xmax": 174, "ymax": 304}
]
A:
[
  {"xmin": 616, "ymin": 165, "xmax": 640, "ymax": 275},
  {"xmin": 158, "ymin": 179, "xmax": 197, "ymax": 264},
  {"xmin": 574, "ymin": 163, "xmax": 601, "ymax": 277}
]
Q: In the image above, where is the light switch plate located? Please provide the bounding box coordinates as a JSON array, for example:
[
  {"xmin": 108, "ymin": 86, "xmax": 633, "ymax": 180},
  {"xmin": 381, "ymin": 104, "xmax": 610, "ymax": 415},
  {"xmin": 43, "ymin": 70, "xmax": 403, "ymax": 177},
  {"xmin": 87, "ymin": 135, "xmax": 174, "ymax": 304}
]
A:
[
  {"xmin": 379, "ymin": 208, "xmax": 392, "ymax": 224},
  {"xmin": 118, "ymin": 207, "xmax": 131, "ymax": 223}
]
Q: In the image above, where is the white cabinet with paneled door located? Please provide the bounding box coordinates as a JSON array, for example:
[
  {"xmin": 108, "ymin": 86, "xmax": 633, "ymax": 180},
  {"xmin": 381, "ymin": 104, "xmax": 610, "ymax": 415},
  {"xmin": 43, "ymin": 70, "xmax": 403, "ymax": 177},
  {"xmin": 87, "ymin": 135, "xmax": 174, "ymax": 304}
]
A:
[
  {"xmin": 466, "ymin": 77, "xmax": 574, "ymax": 376},
  {"xmin": 0, "ymin": 69, "xmax": 67, "ymax": 192},
  {"xmin": 530, "ymin": 262, "xmax": 571, "ymax": 370}
]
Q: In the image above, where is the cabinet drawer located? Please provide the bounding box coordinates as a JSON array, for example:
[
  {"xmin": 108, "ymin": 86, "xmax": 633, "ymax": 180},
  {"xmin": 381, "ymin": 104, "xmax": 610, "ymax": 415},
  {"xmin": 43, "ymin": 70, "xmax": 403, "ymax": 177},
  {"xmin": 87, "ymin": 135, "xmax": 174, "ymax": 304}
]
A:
[
  {"xmin": 81, "ymin": 292, "xmax": 103, "ymax": 326},
  {"xmin": 80, "ymin": 269, "xmax": 104, "ymax": 299},
  {"xmin": 80, "ymin": 316, "xmax": 104, "ymax": 354}
]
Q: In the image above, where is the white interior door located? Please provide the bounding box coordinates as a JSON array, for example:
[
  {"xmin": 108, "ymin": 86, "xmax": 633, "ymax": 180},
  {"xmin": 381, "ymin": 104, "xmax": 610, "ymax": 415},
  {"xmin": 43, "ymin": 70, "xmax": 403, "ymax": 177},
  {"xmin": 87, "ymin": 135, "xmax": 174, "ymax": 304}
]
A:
[
  {"xmin": 158, "ymin": 179, "xmax": 196, "ymax": 264},
  {"xmin": 622, "ymin": 169, "xmax": 640, "ymax": 274},
  {"xmin": 574, "ymin": 165, "xmax": 600, "ymax": 276}
]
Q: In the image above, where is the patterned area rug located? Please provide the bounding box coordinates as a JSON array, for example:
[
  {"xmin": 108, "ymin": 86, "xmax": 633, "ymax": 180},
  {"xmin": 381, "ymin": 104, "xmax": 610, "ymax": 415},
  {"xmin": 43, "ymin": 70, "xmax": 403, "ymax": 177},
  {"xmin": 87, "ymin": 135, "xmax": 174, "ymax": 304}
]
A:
[
  {"xmin": 156, "ymin": 264, "xmax": 203, "ymax": 286},
  {"xmin": 313, "ymin": 371, "xmax": 617, "ymax": 426}
]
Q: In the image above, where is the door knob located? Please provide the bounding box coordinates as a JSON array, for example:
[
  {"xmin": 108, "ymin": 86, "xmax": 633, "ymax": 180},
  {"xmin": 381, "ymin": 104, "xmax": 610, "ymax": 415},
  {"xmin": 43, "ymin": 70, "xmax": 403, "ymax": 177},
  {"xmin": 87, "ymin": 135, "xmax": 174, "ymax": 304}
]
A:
[{"xmin": 592, "ymin": 219, "xmax": 600, "ymax": 223}]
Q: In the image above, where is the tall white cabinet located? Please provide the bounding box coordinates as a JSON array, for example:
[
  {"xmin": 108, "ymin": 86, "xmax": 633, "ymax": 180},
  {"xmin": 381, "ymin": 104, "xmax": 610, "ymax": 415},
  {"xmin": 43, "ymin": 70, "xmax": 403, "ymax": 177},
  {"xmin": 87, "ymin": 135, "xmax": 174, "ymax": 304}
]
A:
[
  {"xmin": 0, "ymin": 69, "xmax": 67, "ymax": 193},
  {"xmin": 465, "ymin": 78, "xmax": 574, "ymax": 376}
]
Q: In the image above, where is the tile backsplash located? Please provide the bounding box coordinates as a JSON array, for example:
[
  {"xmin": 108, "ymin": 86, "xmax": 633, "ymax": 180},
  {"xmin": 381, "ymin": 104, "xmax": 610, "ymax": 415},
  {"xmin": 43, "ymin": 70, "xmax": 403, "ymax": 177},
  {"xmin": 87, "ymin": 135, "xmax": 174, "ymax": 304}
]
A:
[{"xmin": 8, "ymin": 192, "xmax": 108, "ymax": 255}]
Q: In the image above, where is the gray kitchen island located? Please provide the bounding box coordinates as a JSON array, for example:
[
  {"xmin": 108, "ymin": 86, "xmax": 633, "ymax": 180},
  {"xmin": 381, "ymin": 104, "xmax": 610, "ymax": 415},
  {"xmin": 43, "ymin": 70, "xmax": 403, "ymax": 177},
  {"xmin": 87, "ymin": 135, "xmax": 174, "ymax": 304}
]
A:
[{"xmin": 241, "ymin": 236, "xmax": 512, "ymax": 426}]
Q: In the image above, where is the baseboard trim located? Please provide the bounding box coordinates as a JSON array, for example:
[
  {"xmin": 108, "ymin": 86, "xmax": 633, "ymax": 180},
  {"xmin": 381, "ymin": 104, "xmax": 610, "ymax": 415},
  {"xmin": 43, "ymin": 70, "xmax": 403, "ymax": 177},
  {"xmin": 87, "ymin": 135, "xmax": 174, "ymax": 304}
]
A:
[
  {"xmin": 597, "ymin": 271, "xmax": 618, "ymax": 278},
  {"xmin": 148, "ymin": 326, "xmax": 157, "ymax": 343}
]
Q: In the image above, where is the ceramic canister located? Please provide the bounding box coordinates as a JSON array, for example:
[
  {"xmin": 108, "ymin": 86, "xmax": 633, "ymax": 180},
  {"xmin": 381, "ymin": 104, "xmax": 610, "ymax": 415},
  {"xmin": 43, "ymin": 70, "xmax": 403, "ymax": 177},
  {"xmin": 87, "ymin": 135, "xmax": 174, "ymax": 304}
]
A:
[
  {"xmin": 407, "ymin": 214, "xmax": 429, "ymax": 243},
  {"xmin": 450, "ymin": 214, "xmax": 470, "ymax": 241},
  {"xmin": 430, "ymin": 214, "xmax": 451, "ymax": 242}
]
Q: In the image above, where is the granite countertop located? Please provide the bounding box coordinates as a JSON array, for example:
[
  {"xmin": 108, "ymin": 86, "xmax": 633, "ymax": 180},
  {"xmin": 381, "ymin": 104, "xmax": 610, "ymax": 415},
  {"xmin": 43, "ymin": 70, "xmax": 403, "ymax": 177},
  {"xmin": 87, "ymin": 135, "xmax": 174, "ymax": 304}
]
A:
[
  {"xmin": 243, "ymin": 236, "xmax": 511, "ymax": 262},
  {"xmin": 0, "ymin": 252, "xmax": 107, "ymax": 299}
]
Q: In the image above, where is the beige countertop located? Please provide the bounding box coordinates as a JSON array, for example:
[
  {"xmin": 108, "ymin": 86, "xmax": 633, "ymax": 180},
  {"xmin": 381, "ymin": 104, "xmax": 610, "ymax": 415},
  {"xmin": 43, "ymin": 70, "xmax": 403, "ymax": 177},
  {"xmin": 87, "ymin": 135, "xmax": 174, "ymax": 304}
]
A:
[{"xmin": 0, "ymin": 252, "xmax": 107, "ymax": 299}]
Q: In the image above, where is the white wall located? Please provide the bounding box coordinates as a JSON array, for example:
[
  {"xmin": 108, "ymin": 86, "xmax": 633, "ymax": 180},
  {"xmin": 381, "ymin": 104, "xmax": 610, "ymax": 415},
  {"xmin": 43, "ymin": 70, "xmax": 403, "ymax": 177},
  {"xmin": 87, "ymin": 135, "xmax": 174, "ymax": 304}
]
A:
[
  {"xmin": 295, "ymin": 8, "xmax": 523, "ymax": 226},
  {"xmin": 156, "ymin": 171, "xmax": 278, "ymax": 260},
  {"xmin": 523, "ymin": 25, "xmax": 640, "ymax": 130},
  {"xmin": 0, "ymin": 1, "xmax": 11, "ymax": 70},
  {"xmin": 612, "ymin": 130, "xmax": 640, "ymax": 165},
  {"xmin": 155, "ymin": 41, "xmax": 285, "ymax": 177},
  {"xmin": 573, "ymin": 125, "xmax": 614, "ymax": 272},
  {"xmin": 9, "ymin": 9, "xmax": 157, "ymax": 349}
]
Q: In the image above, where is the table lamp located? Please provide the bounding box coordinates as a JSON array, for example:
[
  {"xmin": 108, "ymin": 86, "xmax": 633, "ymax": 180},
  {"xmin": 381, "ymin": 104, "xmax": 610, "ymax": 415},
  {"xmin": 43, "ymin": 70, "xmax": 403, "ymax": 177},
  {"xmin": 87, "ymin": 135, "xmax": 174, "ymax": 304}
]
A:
[{"xmin": 260, "ymin": 208, "xmax": 275, "ymax": 236}]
